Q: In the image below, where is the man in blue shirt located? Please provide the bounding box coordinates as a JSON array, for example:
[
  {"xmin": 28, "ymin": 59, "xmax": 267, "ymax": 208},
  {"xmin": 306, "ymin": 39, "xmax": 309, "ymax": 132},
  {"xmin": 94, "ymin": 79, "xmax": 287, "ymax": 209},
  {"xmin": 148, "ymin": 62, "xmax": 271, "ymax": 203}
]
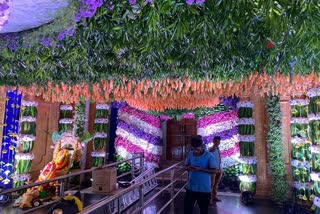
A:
[
  {"xmin": 209, "ymin": 136, "xmax": 223, "ymax": 202},
  {"xmin": 184, "ymin": 137, "xmax": 218, "ymax": 214}
]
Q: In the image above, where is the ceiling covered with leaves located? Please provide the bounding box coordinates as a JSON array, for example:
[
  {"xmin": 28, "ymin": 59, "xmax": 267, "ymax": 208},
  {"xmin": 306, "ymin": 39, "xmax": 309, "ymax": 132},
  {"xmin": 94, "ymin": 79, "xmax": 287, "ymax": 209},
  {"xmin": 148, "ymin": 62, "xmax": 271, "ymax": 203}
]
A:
[{"xmin": 0, "ymin": 0, "xmax": 319, "ymax": 87}]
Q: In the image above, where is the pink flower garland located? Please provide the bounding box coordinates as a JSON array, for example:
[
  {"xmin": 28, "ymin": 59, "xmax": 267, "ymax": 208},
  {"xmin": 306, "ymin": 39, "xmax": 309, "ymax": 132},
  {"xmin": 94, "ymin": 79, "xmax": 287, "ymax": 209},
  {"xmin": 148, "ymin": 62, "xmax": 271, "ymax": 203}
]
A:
[
  {"xmin": 220, "ymin": 143, "xmax": 240, "ymax": 158},
  {"xmin": 120, "ymin": 106, "xmax": 161, "ymax": 128},
  {"xmin": 197, "ymin": 110, "xmax": 238, "ymax": 128},
  {"xmin": 115, "ymin": 136, "xmax": 161, "ymax": 163}
]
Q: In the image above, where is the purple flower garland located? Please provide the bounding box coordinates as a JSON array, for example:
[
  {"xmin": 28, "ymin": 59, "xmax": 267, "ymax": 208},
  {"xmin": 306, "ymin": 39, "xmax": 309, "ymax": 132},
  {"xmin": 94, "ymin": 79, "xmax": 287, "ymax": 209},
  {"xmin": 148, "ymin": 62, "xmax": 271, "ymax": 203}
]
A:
[
  {"xmin": 117, "ymin": 120, "xmax": 162, "ymax": 146},
  {"xmin": 0, "ymin": 0, "xmax": 10, "ymax": 31},
  {"xmin": 202, "ymin": 126, "xmax": 238, "ymax": 145},
  {"xmin": 197, "ymin": 110, "xmax": 237, "ymax": 128}
]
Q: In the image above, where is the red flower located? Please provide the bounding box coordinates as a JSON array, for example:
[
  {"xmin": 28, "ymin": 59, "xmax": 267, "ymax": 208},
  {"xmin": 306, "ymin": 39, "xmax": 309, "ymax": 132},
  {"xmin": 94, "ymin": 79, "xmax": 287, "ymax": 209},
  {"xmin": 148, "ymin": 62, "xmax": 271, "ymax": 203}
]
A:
[{"xmin": 266, "ymin": 41, "xmax": 274, "ymax": 49}]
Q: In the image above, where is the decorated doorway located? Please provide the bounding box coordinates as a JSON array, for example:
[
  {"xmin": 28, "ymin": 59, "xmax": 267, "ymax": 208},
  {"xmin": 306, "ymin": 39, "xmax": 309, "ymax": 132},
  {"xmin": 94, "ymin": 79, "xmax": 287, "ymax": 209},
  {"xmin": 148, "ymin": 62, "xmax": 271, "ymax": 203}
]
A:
[{"xmin": 166, "ymin": 119, "xmax": 197, "ymax": 161}]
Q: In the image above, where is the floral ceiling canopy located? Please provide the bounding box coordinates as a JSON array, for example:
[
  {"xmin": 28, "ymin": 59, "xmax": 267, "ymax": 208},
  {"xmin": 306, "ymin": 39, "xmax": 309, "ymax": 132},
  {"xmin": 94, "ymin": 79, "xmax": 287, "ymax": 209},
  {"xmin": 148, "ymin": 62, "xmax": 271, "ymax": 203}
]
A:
[
  {"xmin": 0, "ymin": 0, "xmax": 70, "ymax": 33},
  {"xmin": 0, "ymin": 0, "xmax": 319, "ymax": 109}
]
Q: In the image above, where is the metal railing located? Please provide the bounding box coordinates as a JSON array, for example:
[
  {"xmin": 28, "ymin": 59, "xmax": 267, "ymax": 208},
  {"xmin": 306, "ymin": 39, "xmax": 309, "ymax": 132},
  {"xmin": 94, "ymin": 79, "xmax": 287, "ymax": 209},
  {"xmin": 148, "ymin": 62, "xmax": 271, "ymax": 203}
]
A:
[
  {"xmin": 79, "ymin": 161, "xmax": 188, "ymax": 214},
  {"xmin": 1, "ymin": 153, "xmax": 144, "ymax": 213}
]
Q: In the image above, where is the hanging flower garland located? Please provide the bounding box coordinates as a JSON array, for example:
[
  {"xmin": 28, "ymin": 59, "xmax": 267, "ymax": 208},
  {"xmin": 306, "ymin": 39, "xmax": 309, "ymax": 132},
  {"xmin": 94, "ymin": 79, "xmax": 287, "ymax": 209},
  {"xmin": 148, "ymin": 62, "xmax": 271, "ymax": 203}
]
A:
[
  {"xmin": 0, "ymin": 0, "xmax": 11, "ymax": 31},
  {"xmin": 91, "ymin": 103, "xmax": 109, "ymax": 167},
  {"xmin": 0, "ymin": 89, "xmax": 22, "ymax": 189},
  {"xmin": 237, "ymin": 100, "xmax": 257, "ymax": 195},
  {"xmin": 58, "ymin": 104, "xmax": 74, "ymax": 132},
  {"xmin": 115, "ymin": 105, "xmax": 163, "ymax": 168}
]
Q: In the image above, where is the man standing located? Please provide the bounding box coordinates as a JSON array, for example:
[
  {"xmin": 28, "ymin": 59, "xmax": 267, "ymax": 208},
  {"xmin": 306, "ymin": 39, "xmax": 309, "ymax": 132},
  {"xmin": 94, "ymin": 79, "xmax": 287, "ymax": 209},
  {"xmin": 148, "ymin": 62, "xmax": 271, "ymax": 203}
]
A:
[
  {"xmin": 184, "ymin": 137, "xmax": 218, "ymax": 214},
  {"xmin": 209, "ymin": 136, "xmax": 223, "ymax": 202}
]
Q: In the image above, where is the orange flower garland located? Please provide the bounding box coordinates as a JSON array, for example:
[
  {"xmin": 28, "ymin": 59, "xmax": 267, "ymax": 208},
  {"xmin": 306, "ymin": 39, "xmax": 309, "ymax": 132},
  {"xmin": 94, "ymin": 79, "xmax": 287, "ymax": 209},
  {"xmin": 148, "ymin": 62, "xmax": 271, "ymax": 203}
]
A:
[{"xmin": 2, "ymin": 72, "xmax": 319, "ymax": 111}]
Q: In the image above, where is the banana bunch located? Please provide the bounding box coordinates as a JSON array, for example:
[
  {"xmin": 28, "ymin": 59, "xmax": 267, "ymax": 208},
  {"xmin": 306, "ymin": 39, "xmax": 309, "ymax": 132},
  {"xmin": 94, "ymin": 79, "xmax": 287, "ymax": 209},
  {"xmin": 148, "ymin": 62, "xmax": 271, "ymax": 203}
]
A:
[
  {"xmin": 15, "ymin": 159, "xmax": 32, "ymax": 174},
  {"xmin": 60, "ymin": 109, "xmax": 73, "ymax": 119},
  {"xmin": 92, "ymin": 157, "xmax": 104, "ymax": 167},
  {"xmin": 224, "ymin": 164, "xmax": 239, "ymax": 177},
  {"xmin": 93, "ymin": 138, "xmax": 105, "ymax": 150},
  {"xmin": 292, "ymin": 166, "xmax": 311, "ymax": 182},
  {"xmin": 239, "ymin": 163, "xmax": 257, "ymax": 175},
  {"xmin": 310, "ymin": 120, "xmax": 320, "ymax": 145},
  {"xmin": 292, "ymin": 143, "xmax": 311, "ymax": 161},
  {"xmin": 290, "ymin": 123, "xmax": 308, "ymax": 138},
  {"xmin": 314, "ymin": 181, "xmax": 320, "ymax": 196},
  {"xmin": 96, "ymin": 109, "xmax": 108, "ymax": 118},
  {"xmin": 21, "ymin": 106, "xmax": 38, "ymax": 117},
  {"xmin": 291, "ymin": 105, "xmax": 308, "ymax": 118},
  {"xmin": 293, "ymin": 187, "xmax": 313, "ymax": 201},
  {"xmin": 93, "ymin": 123, "xmax": 107, "ymax": 132},
  {"xmin": 240, "ymin": 181, "xmax": 256, "ymax": 193},
  {"xmin": 20, "ymin": 122, "xmax": 36, "ymax": 135},
  {"xmin": 240, "ymin": 142, "xmax": 254, "ymax": 156},
  {"xmin": 309, "ymin": 96, "xmax": 320, "ymax": 114},
  {"xmin": 238, "ymin": 107, "xmax": 253, "ymax": 118},
  {"xmin": 312, "ymin": 154, "xmax": 320, "ymax": 172},
  {"xmin": 58, "ymin": 123, "xmax": 72, "ymax": 132},
  {"xmin": 238, "ymin": 124, "xmax": 255, "ymax": 135}
]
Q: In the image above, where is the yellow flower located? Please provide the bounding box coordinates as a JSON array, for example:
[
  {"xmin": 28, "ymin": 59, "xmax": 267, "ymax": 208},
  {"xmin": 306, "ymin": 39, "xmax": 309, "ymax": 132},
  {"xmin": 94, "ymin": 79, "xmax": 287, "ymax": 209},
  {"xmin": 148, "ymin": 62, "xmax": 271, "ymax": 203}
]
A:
[
  {"xmin": 316, "ymin": 100, "xmax": 320, "ymax": 105},
  {"xmin": 306, "ymin": 138, "xmax": 311, "ymax": 143},
  {"xmin": 295, "ymin": 170, "xmax": 300, "ymax": 175},
  {"xmin": 0, "ymin": 176, "xmax": 3, "ymax": 180},
  {"xmin": 302, "ymin": 195, "xmax": 308, "ymax": 200},
  {"xmin": 2, "ymin": 149, "xmax": 7, "ymax": 154},
  {"xmin": 9, "ymin": 145, "xmax": 15, "ymax": 150}
]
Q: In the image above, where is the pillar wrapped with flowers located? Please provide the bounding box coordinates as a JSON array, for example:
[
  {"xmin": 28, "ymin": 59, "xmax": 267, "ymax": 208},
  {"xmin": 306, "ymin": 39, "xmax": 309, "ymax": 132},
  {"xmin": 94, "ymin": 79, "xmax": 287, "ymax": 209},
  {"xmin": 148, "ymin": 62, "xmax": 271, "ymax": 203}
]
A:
[
  {"xmin": 13, "ymin": 100, "xmax": 37, "ymax": 188},
  {"xmin": 289, "ymin": 98, "xmax": 312, "ymax": 205},
  {"xmin": 307, "ymin": 88, "xmax": 320, "ymax": 212},
  {"xmin": 58, "ymin": 104, "xmax": 74, "ymax": 132},
  {"xmin": 237, "ymin": 101, "xmax": 257, "ymax": 195},
  {"xmin": 91, "ymin": 103, "xmax": 109, "ymax": 167}
]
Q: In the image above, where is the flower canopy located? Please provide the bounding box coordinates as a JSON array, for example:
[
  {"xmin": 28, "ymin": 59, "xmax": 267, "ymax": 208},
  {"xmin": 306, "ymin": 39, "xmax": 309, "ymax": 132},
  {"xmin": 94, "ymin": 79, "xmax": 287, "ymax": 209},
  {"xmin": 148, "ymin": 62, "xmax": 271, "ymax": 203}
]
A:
[{"xmin": 0, "ymin": 1, "xmax": 319, "ymax": 89}]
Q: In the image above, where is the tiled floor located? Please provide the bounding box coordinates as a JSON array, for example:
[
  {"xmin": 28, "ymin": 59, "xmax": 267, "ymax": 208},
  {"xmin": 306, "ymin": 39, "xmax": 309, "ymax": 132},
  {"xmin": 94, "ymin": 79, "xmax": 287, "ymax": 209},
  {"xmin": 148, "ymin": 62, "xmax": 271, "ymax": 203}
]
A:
[{"xmin": 1, "ymin": 188, "xmax": 283, "ymax": 214}]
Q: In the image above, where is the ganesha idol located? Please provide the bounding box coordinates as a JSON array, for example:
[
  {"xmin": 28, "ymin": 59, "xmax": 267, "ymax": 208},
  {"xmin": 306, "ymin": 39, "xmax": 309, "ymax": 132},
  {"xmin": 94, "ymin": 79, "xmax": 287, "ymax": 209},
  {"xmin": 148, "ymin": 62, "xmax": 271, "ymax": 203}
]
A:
[{"xmin": 13, "ymin": 132, "xmax": 83, "ymax": 209}]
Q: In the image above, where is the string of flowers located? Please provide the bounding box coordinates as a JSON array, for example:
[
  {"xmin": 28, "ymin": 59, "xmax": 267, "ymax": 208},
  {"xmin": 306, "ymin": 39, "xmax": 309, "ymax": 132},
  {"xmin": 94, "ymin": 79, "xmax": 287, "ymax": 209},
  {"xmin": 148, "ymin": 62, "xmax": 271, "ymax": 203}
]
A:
[
  {"xmin": 290, "ymin": 95, "xmax": 312, "ymax": 207},
  {"xmin": 91, "ymin": 103, "xmax": 109, "ymax": 167},
  {"xmin": 115, "ymin": 105, "xmax": 163, "ymax": 168},
  {"xmin": 13, "ymin": 99, "xmax": 37, "ymax": 188},
  {"xmin": 59, "ymin": 104, "xmax": 74, "ymax": 132},
  {"xmin": 306, "ymin": 87, "xmax": 320, "ymax": 212},
  {"xmin": 265, "ymin": 96, "xmax": 288, "ymax": 205},
  {"xmin": 0, "ymin": 0, "xmax": 11, "ymax": 31},
  {"xmin": 237, "ymin": 101, "xmax": 257, "ymax": 195},
  {"xmin": 196, "ymin": 101, "xmax": 239, "ymax": 169}
]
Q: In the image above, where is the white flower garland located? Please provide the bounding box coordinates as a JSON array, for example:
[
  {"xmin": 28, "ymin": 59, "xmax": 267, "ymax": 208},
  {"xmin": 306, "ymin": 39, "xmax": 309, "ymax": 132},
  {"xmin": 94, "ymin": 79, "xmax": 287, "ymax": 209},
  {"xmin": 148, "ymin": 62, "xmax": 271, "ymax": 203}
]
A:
[
  {"xmin": 307, "ymin": 88, "xmax": 320, "ymax": 98},
  {"xmin": 236, "ymin": 101, "xmax": 254, "ymax": 108},
  {"xmin": 308, "ymin": 113, "xmax": 320, "ymax": 121},
  {"xmin": 13, "ymin": 173, "xmax": 31, "ymax": 181},
  {"xmin": 239, "ymin": 135, "xmax": 255, "ymax": 142},
  {"xmin": 291, "ymin": 160, "xmax": 310, "ymax": 168},
  {"xmin": 21, "ymin": 116, "xmax": 37, "ymax": 122},
  {"xmin": 21, "ymin": 100, "xmax": 38, "ymax": 107},
  {"xmin": 291, "ymin": 136, "xmax": 307, "ymax": 145},
  {"xmin": 94, "ymin": 118, "xmax": 109, "ymax": 124},
  {"xmin": 145, "ymin": 162, "xmax": 159, "ymax": 169},
  {"xmin": 290, "ymin": 117, "xmax": 309, "ymax": 124},
  {"xmin": 311, "ymin": 171, "xmax": 320, "ymax": 181},
  {"xmin": 206, "ymin": 135, "xmax": 239, "ymax": 151},
  {"xmin": 18, "ymin": 134, "xmax": 36, "ymax": 142},
  {"xmin": 15, "ymin": 153, "xmax": 34, "ymax": 160},
  {"xmin": 116, "ymin": 128, "xmax": 163, "ymax": 156},
  {"xmin": 238, "ymin": 156, "xmax": 257, "ymax": 164},
  {"xmin": 95, "ymin": 132, "xmax": 108, "ymax": 138},
  {"xmin": 221, "ymin": 155, "xmax": 239, "ymax": 168},
  {"xmin": 237, "ymin": 118, "xmax": 255, "ymax": 125},
  {"xmin": 60, "ymin": 105, "xmax": 73, "ymax": 110},
  {"xmin": 292, "ymin": 181, "xmax": 313, "ymax": 189},
  {"xmin": 59, "ymin": 118, "xmax": 74, "ymax": 124},
  {"xmin": 96, "ymin": 104, "xmax": 109, "ymax": 110},
  {"xmin": 116, "ymin": 146, "xmax": 131, "ymax": 159},
  {"xmin": 118, "ymin": 111, "xmax": 163, "ymax": 137},
  {"xmin": 239, "ymin": 174, "xmax": 257, "ymax": 182},
  {"xmin": 311, "ymin": 145, "xmax": 320, "ymax": 154},
  {"xmin": 91, "ymin": 151, "xmax": 106, "ymax": 157},
  {"xmin": 197, "ymin": 119, "xmax": 238, "ymax": 137},
  {"xmin": 314, "ymin": 196, "xmax": 320, "ymax": 208},
  {"xmin": 289, "ymin": 99, "xmax": 309, "ymax": 106}
]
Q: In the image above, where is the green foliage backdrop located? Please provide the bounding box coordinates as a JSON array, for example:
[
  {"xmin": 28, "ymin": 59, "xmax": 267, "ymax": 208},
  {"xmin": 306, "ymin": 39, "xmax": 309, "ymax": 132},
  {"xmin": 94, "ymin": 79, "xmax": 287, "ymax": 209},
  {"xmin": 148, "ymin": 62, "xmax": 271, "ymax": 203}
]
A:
[{"xmin": 0, "ymin": 0, "xmax": 319, "ymax": 86}]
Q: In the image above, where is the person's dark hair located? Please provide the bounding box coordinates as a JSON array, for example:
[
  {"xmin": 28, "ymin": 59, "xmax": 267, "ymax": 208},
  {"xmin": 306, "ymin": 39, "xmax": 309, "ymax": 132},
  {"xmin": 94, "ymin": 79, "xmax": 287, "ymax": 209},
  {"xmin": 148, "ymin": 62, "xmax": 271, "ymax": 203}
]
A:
[
  {"xmin": 191, "ymin": 137, "xmax": 203, "ymax": 148},
  {"xmin": 213, "ymin": 136, "xmax": 221, "ymax": 141}
]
